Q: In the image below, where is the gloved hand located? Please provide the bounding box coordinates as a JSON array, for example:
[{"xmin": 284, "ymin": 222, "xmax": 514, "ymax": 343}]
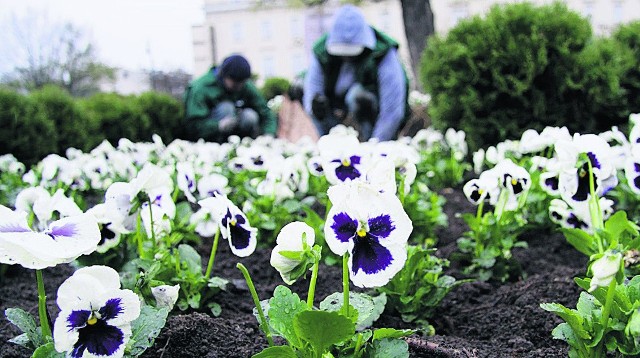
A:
[
  {"xmin": 218, "ymin": 116, "xmax": 238, "ymax": 133},
  {"xmin": 311, "ymin": 94, "xmax": 329, "ymax": 120}
]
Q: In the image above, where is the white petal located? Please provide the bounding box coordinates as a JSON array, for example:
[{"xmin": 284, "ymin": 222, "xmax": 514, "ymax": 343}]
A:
[{"xmin": 99, "ymin": 289, "xmax": 141, "ymax": 326}]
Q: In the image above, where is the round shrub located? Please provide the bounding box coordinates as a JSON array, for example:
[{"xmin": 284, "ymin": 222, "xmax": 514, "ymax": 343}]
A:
[
  {"xmin": 136, "ymin": 91, "xmax": 184, "ymax": 143},
  {"xmin": 612, "ymin": 21, "xmax": 640, "ymax": 115},
  {"xmin": 30, "ymin": 85, "xmax": 95, "ymax": 152},
  {"xmin": 421, "ymin": 2, "xmax": 629, "ymax": 150},
  {"xmin": 0, "ymin": 88, "xmax": 58, "ymax": 166},
  {"xmin": 260, "ymin": 77, "xmax": 290, "ymax": 101},
  {"xmin": 80, "ymin": 93, "xmax": 150, "ymax": 145}
]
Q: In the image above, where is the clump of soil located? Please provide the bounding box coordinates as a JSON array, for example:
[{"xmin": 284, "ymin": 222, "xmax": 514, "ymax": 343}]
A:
[{"xmin": 0, "ymin": 189, "xmax": 585, "ymax": 357}]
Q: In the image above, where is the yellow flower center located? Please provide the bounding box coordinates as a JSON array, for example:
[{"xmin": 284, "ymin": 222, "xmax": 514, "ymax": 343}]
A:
[
  {"xmin": 478, "ymin": 189, "xmax": 484, "ymax": 194},
  {"xmin": 87, "ymin": 315, "xmax": 98, "ymax": 325},
  {"xmin": 230, "ymin": 219, "xmax": 237, "ymax": 226},
  {"xmin": 511, "ymin": 178, "xmax": 518, "ymax": 186},
  {"xmin": 356, "ymin": 228, "xmax": 367, "ymax": 237},
  {"xmin": 341, "ymin": 158, "xmax": 351, "ymax": 166}
]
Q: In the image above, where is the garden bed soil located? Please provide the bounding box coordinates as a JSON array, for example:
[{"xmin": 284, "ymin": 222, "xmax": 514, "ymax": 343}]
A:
[{"xmin": 0, "ymin": 189, "xmax": 586, "ymax": 357}]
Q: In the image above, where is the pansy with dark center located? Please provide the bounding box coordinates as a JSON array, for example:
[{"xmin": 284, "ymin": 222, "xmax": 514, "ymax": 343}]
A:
[
  {"xmin": 199, "ymin": 194, "xmax": 257, "ymax": 257},
  {"xmin": 572, "ymin": 161, "xmax": 599, "ymax": 202},
  {"xmin": 65, "ymin": 299, "xmax": 125, "ymax": 358},
  {"xmin": 330, "ymin": 155, "xmax": 362, "ymax": 181},
  {"xmin": 54, "ymin": 266, "xmax": 140, "ymax": 358},
  {"xmin": 222, "ymin": 209, "xmax": 251, "ymax": 251},
  {"xmin": 324, "ymin": 181, "xmax": 412, "ymax": 287}
]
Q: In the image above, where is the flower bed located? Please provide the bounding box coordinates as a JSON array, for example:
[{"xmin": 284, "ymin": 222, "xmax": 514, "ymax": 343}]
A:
[{"xmin": 0, "ymin": 189, "xmax": 585, "ymax": 357}]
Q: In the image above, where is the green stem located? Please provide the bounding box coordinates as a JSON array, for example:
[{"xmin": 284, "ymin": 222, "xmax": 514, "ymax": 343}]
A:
[
  {"xmin": 307, "ymin": 251, "xmax": 320, "ymax": 309},
  {"xmin": 204, "ymin": 228, "xmax": 221, "ymax": 280},
  {"xmin": 342, "ymin": 253, "xmax": 350, "ymax": 317},
  {"xmin": 354, "ymin": 332, "xmax": 364, "ymax": 357},
  {"xmin": 136, "ymin": 213, "xmax": 144, "ymax": 258},
  {"xmin": 476, "ymin": 199, "xmax": 484, "ymax": 220},
  {"xmin": 494, "ymin": 188, "xmax": 509, "ymax": 222},
  {"xmin": 586, "ymin": 159, "xmax": 604, "ymax": 253},
  {"xmin": 147, "ymin": 200, "xmax": 157, "ymax": 253},
  {"xmin": 236, "ymin": 263, "xmax": 274, "ymax": 346},
  {"xmin": 36, "ymin": 270, "xmax": 52, "ymax": 340}
]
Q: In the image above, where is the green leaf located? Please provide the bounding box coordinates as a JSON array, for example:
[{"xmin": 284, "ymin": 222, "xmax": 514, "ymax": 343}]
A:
[
  {"xmin": 32, "ymin": 342, "xmax": 65, "ymax": 358},
  {"xmin": 209, "ymin": 302, "xmax": 222, "ymax": 317},
  {"xmin": 177, "ymin": 244, "xmax": 202, "ymax": 275},
  {"xmin": 540, "ymin": 303, "xmax": 591, "ymax": 339},
  {"xmin": 319, "ymin": 292, "xmax": 385, "ymax": 330},
  {"xmin": 127, "ymin": 305, "xmax": 170, "ymax": 357},
  {"xmin": 5, "ymin": 308, "xmax": 43, "ymax": 349},
  {"xmin": 372, "ymin": 328, "xmax": 415, "ymax": 340},
  {"xmin": 252, "ymin": 345, "xmax": 297, "ymax": 358},
  {"xmin": 550, "ymin": 323, "xmax": 580, "ymax": 348},
  {"xmin": 367, "ymin": 338, "xmax": 410, "ymax": 358},
  {"xmin": 293, "ymin": 310, "xmax": 355, "ymax": 355},
  {"xmin": 268, "ymin": 285, "xmax": 309, "ymax": 347},
  {"xmin": 561, "ymin": 228, "xmax": 597, "ymax": 256},
  {"xmin": 207, "ymin": 276, "xmax": 229, "ymax": 291}
]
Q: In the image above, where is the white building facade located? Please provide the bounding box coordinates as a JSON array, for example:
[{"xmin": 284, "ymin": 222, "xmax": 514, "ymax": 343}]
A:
[{"xmin": 192, "ymin": 0, "xmax": 640, "ymax": 82}]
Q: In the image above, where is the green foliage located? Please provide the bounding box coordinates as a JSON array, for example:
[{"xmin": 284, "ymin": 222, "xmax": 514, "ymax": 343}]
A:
[
  {"xmin": 127, "ymin": 305, "xmax": 170, "ymax": 357},
  {"xmin": 260, "ymin": 77, "xmax": 290, "ymax": 101},
  {"xmin": 421, "ymin": 2, "xmax": 631, "ymax": 151},
  {"xmin": 267, "ymin": 286, "xmax": 309, "ymax": 347},
  {"xmin": 30, "ymin": 85, "xmax": 95, "ymax": 152},
  {"xmin": 0, "ymin": 88, "xmax": 58, "ymax": 166},
  {"xmin": 402, "ymin": 181, "xmax": 448, "ymax": 246},
  {"xmin": 80, "ymin": 92, "xmax": 150, "ymax": 145},
  {"xmin": 32, "ymin": 342, "xmax": 65, "ymax": 358},
  {"xmin": 5, "ymin": 308, "xmax": 45, "ymax": 350},
  {"xmin": 377, "ymin": 245, "xmax": 458, "ymax": 331},
  {"xmin": 456, "ymin": 210, "xmax": 528, "ymax": 282},
  {"xmin": 135, "ymin": 91, "xmax": 184, "ymax": 143},
  {"xmin": 612, "ymin": 21, "xmax": 640, "ymax": 115},
  {"xmin": 319, "ymin": 292, "xmax": 386, "ymax": 331},
  {"xmin": 541, "ymin": 276, "xmax": 640, "ymax": 357},
  {"xmin": 293, "ymin": 310, "xmax": 355, "ymax": 356}
]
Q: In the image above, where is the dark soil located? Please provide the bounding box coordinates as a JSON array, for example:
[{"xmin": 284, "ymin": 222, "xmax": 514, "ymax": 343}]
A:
[{"xmin": 0, "ymin": 189, "xmax": 587, "ymax": 358}]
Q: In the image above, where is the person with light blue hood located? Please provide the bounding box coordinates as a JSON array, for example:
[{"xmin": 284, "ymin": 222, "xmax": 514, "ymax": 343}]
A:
[{"xmin": 303, "ymin": 4, "xmax": 410, "ymax": 141}]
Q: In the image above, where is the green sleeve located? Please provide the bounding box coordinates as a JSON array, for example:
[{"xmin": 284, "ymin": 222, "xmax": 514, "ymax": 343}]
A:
[
  {"xmin": 183, "ymin": 83, "xmax": 219, "ymax": 141},
  {"xmin": 246, "ymin": 83, "xmax": 278, "ymax": 135}
]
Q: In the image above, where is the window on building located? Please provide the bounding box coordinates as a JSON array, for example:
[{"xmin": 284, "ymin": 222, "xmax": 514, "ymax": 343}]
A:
[
  {"xmin": 451, "ymin": 3, "xmax": 469, "ymax": 26},
  {"xmin": 290, "ymin": 16, "xmax": 303, "ymax": 40},
  {"xmin": 232, "ymin": 22, "xmax": 243, "ymax": 42},
  {"xmin": 583, "ymin": 1, "xmax": 594, "ymax": 19},
  {"xmin": 378, "ymin": 10, "xmax": 390, "ymax": 32},
  {"xmin": 291, "ymin": 53, "xmax": 304, "ymax": 75},
  {"xmin": 262, "ymin": 55, "xmax": 275, "ymax": 78},
  {"xmin": 613, "ymin": 1, "xmax": 623, "ymax": 24},
  {"xmin": 261, "ymin": 20, "xmax": 273, "ymax": 41}
]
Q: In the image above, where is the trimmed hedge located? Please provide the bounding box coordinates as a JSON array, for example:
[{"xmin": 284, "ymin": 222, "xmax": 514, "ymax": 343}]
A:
[
  {"xmin": 0, "ymin": 87, "xmax": 185, "ymax": 167},
  {"xmin": 260, "ymin": 77, "xmax": 290, "ymax": 101},
  {"xmin": 421, "ymin": 2, "xmax": 636, "ymax": 151},
  {"xmin": 0, "ymin": 88, "xmax": 58, "ymax": 166},
  {"xmin": 613, "ymin": 21, "xmax": 640, "ymax": 115}
]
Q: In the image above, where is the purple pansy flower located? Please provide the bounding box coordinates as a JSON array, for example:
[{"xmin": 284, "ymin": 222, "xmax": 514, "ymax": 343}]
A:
[
  {"xmin": 54, "ymin": 266, "xmax": 140, "ymax": 358},
  {"xmin": 324, "ymin": 182, "xmax": 412, "ymax": 288}
]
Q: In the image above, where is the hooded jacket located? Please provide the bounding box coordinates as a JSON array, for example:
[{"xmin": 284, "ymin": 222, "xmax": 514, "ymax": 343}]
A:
[
  {"xmin": 183, "ymin": 67, "xmax": 277, "ymax": 141},
  {"xmin": 303, "ymin": 5, "xmax": 409, "ymax": 141}
]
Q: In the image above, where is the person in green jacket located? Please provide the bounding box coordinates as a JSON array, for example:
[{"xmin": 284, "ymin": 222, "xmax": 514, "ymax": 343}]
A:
[
  {"xmin": 303, "ymin": 5, "xmax": 410, "ymax": 141},
  {"xmin": 184, "ymin": 54, "xmax": 277, "ymax": 142}
]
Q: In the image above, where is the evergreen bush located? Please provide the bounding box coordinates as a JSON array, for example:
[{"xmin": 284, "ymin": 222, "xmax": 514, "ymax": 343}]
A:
[
  {"xmin": 421, "ymin": 2, "xmax": 631, "ymax": 150},
  {"xmin": 613, "ymin": 21, "xmax": 640, "ymax": 115},
  {"xmin": 30, "ymin": 85, "xmax": 96, "ymax": 152},
  {"xmin": 80, "ymin": 92, "xmax": 150, "ymax": 145},
  {"xmin": 136, "ymin": 91, "xmax": 184, "ymax": 143},
  {"xmin": 260, "ymin": 77, "xmax": 290, "ymax": 101},
  {"xmin": 0, "ymin": 88, "xmax": 58, "ymax": 166}
]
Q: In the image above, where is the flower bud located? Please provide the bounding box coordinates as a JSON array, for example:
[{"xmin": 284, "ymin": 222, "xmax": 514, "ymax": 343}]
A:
[
  {"xmin": 152, "ymin": 284, "xmax": 180, "ymax": 309},
  {"xmin": 589, "ymin": 252, "xmax": 622, "ymax": 292},
  {"xmin": 270, "ymin": 222, "xmax": 315, "ymax": 285}
]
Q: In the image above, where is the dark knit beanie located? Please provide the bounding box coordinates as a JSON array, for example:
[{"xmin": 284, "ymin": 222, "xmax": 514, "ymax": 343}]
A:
[{"xmin": 219, "ymin": 55, "xmax": 251, "ymax": 81}]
